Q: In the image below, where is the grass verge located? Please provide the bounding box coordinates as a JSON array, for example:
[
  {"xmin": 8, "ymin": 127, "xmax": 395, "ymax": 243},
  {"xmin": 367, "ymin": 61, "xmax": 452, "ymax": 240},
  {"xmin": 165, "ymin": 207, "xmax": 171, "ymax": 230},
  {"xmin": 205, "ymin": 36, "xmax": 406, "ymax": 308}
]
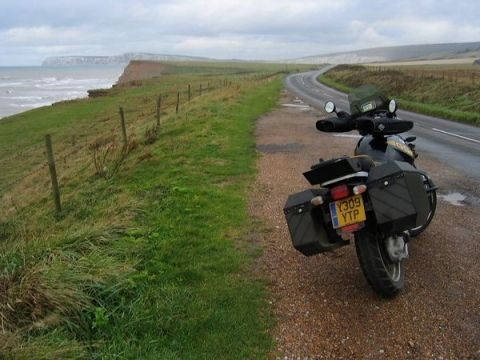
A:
[
  {"xmin": 318, "ymin": 65, "xmax": 480, "ymax": 126},
  {"xmin": 0, "ymin": 66, "xmax": 282, "ymax": 358}
]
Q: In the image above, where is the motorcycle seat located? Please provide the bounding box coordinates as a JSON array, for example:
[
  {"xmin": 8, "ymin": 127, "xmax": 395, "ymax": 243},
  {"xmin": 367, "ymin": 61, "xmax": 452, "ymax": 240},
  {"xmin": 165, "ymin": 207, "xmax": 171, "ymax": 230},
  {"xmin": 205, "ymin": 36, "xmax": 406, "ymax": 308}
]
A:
[{"xmin": 353, "ymin": 155, "xmax": 375, "ymax": 171}]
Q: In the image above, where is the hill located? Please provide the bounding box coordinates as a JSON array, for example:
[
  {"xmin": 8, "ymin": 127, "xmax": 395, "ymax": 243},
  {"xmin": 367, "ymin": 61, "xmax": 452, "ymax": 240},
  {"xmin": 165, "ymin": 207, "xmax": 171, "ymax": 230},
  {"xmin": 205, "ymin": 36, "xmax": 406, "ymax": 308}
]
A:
[{"xmin": 289, "ymin": 41, "xmax": 480, "ymax": 64}]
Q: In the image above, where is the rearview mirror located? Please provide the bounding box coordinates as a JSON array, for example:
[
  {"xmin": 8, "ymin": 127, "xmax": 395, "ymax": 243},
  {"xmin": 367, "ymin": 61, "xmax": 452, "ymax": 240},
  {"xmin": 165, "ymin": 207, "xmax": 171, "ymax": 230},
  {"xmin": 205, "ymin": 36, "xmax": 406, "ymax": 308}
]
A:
[{"xmin": 324, "ymin": 101, "xmax": 336, "ymax": 113}]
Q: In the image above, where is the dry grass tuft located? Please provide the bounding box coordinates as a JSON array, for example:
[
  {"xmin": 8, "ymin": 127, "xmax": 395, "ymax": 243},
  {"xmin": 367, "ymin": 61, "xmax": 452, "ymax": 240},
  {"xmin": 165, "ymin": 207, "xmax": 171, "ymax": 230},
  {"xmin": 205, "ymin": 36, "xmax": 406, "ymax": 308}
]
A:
[
  {"xmin": 0, "ymin": 262, "xmax": 86, "ymax": 333},
  {"xmin": 88, "ymin": 135, "xmax": 119, "ymax": 178}
]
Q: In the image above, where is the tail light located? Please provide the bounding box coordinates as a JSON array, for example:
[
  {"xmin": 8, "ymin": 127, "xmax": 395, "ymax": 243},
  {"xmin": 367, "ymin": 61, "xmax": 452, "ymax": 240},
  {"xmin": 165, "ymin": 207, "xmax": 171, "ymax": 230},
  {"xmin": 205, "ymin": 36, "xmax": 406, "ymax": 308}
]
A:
[{"xmin": 330, "ymin": 184, "xmax": 349, "ymax": 200}]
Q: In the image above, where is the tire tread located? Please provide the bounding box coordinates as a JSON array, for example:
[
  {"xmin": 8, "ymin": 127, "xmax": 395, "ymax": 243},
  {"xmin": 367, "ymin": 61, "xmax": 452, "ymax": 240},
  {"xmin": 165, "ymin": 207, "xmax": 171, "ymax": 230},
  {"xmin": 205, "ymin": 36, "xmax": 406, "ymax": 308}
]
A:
[{"xmin": 355, "ymin": 231, "xmax": 404, "ymax": 298}]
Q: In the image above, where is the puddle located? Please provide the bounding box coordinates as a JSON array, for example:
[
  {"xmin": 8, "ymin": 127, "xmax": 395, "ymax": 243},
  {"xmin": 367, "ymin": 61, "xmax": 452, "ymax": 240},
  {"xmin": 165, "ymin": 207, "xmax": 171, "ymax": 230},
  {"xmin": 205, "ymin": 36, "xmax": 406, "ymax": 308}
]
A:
[
  {"xmin": 438, "ymin": 192, "xmax": 466, "ymax": 206},
  {"xmin": 256, "ymin": 142, "xmax": 304, "ymax": 153}
]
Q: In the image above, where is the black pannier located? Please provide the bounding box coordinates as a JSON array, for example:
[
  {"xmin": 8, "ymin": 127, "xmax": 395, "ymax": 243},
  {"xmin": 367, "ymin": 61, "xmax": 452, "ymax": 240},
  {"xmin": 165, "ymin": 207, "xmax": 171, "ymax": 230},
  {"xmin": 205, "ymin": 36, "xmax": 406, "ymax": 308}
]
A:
[
  {"xmin": 303, "ymin": 156, "xmax": 365, "ymax": 186},
  {"xmin": 366, "ymin": 161, "xmax": 430, "ymax": 233},
  {"xmin": 283, "ymin": 189, "xmax": 348, "ymax": 256}
]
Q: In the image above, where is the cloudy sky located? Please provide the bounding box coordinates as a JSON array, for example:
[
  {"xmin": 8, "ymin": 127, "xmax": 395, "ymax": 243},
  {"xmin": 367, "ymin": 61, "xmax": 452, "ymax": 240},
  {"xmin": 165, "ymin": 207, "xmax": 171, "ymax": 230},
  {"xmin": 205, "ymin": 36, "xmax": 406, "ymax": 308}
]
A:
[{"xmin": 1, "ymin": 0, "xmax": 479, "ymax": 65}]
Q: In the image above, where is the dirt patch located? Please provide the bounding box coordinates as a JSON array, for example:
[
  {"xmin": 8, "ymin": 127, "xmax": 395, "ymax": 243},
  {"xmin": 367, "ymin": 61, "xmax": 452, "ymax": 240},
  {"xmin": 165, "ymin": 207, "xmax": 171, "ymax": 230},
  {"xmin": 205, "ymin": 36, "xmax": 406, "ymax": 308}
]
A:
[
  {"xmin": 250, "ymin": 90, "xmax": 480, "ymax": 359},
  {"xmin": 117, "ymin": 60, "xmax": 168, "ymax": 85}
]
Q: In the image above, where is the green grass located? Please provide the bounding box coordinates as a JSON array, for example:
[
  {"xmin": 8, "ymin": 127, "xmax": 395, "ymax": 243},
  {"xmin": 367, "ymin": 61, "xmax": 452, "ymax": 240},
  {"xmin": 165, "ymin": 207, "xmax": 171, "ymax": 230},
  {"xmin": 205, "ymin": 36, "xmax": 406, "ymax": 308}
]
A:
[
  {"xmin": 318, "ymin": 65, "xmax": 480, "ymax": 126},
  {"xmin": 0, "ymin": 63, "xmax": 283, "ymax": 358}
]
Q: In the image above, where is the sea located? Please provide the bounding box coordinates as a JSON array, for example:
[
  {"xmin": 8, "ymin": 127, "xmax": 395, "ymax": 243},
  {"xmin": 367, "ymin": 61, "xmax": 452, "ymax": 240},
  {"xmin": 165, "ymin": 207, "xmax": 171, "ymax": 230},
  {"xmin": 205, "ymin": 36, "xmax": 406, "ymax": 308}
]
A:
[{"xmin": 0, "ymin": 65, "xmax": 125, "ymax": 119}]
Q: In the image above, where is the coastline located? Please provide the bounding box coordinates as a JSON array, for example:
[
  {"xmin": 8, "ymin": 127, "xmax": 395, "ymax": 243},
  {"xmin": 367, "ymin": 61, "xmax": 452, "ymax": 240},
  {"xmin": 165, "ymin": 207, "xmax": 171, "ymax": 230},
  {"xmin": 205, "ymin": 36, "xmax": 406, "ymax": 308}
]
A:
[{"xmin": 0, "ymin": 65, "xmax": 125, "ymax": 120}]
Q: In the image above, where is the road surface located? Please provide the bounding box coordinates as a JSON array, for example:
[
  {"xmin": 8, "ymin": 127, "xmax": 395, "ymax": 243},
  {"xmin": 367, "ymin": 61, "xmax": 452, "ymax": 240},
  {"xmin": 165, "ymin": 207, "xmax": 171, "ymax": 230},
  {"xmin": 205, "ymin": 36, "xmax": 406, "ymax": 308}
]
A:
[
  {"xmin": 250, "ymin": 91, "xmax": 480, "ymax": 359},
  {"xmin": 285, "ymin": 67, "xmax": 480, "ymax": 180}
]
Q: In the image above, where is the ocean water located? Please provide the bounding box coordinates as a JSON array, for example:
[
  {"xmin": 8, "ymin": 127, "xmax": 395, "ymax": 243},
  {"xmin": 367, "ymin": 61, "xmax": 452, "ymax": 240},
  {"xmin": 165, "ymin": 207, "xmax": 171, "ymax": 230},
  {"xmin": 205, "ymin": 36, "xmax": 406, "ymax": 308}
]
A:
[{"xmin": 0, "ymin": 65, "xmax": 124, "ymax": 119}]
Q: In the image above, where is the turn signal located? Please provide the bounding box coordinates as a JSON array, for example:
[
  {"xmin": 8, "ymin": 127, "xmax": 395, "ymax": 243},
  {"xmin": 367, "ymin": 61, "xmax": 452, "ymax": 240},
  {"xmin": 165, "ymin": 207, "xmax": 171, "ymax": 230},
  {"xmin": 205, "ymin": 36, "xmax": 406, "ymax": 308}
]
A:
[
  {"xmin": 311, "ymin": 196, "xmax": 324, "ymax": 206},
  {"xmin": 353, "ymin": 184, "xmax": 367, "ymax": 195},
  {"xmin": 331, "ymin": 184, "xmax": 349, "ymax": 200}
]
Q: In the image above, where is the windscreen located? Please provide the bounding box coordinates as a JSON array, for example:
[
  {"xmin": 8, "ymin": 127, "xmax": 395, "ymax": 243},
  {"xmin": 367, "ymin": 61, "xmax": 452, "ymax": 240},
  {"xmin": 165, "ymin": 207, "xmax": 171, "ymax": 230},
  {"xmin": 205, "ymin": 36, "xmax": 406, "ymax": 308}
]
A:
[{"xmin": 348, "ymin": 84, "xmax": 388, "ymax": 116}]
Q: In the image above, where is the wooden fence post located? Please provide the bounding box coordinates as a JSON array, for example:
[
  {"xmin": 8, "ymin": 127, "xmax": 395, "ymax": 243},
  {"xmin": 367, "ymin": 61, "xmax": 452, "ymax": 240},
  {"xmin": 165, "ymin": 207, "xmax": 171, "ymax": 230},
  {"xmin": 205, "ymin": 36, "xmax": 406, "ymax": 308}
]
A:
[
  {"xmin": 176, "ymin": 92, "xmax": 180, "ymax": 114},
  {"xmin": 199, "ymin": 84, "xmax": 202, "ymax": 95},
  {"xmin": 119, "ymin": 107, "xmax": 128, "ymax": 149},
  {"xmin": 45, "ymin": 134, "xmax": 62, "ymax": 214},
  {"xmin": 156, "ymin": 95, "xmax": 161, "ymax": 127},
  {"xmin": 188, "ymin": 84, "xmax": 191, "ymax": 101}
]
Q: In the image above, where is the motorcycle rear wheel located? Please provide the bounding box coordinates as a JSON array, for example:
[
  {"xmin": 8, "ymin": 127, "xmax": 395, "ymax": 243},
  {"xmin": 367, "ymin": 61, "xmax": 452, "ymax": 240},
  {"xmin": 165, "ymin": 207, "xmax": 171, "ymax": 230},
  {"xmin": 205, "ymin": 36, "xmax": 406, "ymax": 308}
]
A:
[{"xmin": 354, "ymin": 231, "xmax": 405, "ymax": 297}]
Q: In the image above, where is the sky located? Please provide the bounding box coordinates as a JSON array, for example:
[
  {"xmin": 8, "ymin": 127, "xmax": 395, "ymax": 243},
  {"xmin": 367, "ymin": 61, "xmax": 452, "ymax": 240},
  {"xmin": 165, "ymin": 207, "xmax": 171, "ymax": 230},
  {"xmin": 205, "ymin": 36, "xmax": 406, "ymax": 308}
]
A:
[{"xmin": 0, "ymin": 0, "xmax": 479, "ymax": 66}]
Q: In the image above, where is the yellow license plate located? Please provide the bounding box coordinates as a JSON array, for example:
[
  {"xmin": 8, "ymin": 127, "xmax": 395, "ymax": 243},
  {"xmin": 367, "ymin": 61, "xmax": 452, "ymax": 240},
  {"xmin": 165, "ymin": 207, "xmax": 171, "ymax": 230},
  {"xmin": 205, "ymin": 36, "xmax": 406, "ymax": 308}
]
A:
[{"xmin": 329, "ymin": 195, "xmax": 366, "ymax": 229}]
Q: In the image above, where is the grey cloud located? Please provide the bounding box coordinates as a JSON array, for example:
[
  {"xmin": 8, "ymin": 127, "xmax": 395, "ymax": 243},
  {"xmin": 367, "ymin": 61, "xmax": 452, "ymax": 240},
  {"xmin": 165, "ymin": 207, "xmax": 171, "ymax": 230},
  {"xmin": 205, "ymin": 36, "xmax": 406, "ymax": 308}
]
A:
[{"xmin": 0, "ymin": 0, "xmax": 479, "ymax": 65}]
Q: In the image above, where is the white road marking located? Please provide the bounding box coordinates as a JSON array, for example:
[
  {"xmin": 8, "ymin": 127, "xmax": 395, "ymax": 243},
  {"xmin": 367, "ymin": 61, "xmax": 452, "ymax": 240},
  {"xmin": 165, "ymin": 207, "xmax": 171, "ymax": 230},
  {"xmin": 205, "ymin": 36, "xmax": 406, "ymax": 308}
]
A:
[
  {"xmin": 333, "ymin": 134, "xmax": 362, "ymax": 138},
  {"xmin": 281, "ymin": 103, "xmax": 310, "ymax": 110},
  {"xmin": 432, "ymin": 128, "xmax": 480, "ymax": 144}
]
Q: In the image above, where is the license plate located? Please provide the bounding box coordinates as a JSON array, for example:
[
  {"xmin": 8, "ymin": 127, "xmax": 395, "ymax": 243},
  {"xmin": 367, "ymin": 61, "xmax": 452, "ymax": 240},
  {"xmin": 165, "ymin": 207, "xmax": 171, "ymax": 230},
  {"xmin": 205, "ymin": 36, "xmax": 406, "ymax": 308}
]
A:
[{"xmin": 329, "ymin": 195, "xmax": 366, "ymax": 229}]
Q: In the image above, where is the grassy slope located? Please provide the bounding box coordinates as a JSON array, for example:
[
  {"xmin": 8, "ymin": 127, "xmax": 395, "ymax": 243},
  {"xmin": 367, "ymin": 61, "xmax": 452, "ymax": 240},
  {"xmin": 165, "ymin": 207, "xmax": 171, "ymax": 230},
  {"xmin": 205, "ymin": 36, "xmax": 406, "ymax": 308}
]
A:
[
  {"xmin": 318, "ymin": 65, "xmax": 480, "ymax": 126},
  {"xmin": 0, "ymin": 65, "xmax": 284, "ymax": 358}
]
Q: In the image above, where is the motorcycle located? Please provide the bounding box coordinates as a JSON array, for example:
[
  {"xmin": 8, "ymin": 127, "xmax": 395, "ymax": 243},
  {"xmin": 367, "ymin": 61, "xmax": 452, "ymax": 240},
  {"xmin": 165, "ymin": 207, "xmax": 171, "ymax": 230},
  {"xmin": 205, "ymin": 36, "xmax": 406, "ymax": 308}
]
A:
[{"xmin": 283, "ymin": 85, "xmax": 437, "ymax": 297}]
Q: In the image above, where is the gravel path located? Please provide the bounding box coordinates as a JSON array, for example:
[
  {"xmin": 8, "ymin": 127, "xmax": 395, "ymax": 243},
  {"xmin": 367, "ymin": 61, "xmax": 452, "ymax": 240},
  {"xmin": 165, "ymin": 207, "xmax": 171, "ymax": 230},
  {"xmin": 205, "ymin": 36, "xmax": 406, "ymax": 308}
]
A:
[{"xmin": 249, "ymin": 91, "xmax": 480, "ymax": 359}]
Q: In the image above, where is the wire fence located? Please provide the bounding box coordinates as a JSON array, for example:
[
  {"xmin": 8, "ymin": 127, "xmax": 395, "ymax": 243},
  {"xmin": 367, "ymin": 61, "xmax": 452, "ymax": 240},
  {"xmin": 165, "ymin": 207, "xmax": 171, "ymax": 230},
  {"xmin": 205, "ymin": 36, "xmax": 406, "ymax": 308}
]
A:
[{"xmin": 1, "ymin": 71, "xmax": 283, "ymax": 217}]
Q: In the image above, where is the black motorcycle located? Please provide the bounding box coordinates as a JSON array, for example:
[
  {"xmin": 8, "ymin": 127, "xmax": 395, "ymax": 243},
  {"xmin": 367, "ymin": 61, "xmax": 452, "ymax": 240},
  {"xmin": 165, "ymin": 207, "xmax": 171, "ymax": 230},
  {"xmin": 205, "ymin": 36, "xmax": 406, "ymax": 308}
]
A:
[{"xmin": 283, "ymin": 85, "xmax": 437, "ymax": 297}]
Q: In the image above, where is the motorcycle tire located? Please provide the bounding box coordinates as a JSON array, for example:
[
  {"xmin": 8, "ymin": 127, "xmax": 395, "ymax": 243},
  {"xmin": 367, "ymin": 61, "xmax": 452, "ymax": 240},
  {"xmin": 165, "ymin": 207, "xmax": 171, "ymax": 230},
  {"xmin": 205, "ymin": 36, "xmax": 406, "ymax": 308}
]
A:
[{"xmin": 355, "ymin": 231, "xmax": 405, "ymax": 298}]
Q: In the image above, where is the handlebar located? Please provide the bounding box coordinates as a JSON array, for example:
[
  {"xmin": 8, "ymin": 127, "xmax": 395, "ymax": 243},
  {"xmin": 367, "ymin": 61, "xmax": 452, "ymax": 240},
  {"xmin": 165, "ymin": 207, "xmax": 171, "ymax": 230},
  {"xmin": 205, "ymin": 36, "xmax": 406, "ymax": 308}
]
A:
[
  {"xmin": 316, "ymin": 114, "xmax": 413, "ymax": 135},
  {"xmin": 315, "ymin": 117, "xmax": 353, "ymax": 132}
]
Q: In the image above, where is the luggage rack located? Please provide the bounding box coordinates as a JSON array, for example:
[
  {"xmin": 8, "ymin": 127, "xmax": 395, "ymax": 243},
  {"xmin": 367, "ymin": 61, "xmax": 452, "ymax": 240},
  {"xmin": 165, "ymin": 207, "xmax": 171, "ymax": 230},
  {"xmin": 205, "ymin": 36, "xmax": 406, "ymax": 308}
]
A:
[{"xmin": 321, "ymin": 171, "xmax": 369, "ymax": 187}]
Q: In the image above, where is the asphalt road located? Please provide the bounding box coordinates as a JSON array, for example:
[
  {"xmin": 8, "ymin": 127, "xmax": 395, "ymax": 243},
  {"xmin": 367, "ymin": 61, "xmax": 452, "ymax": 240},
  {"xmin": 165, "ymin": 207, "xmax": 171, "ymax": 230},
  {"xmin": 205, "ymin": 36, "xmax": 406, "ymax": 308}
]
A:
[{"xmin": 285, "ymin": 67, "xmax": 480, "ymax": 180}]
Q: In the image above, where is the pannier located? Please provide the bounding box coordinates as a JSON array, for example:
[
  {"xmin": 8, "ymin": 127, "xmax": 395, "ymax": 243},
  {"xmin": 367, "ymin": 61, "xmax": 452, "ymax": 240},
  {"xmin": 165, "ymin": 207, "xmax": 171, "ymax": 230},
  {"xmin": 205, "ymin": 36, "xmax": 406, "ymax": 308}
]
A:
[
  {"xmin": 366, "ymin": 161, "xmax": 430, "ymax": 233},
  {"xmin": 283, "ymin": 189, "xmax": 348, "ymax": 256}
]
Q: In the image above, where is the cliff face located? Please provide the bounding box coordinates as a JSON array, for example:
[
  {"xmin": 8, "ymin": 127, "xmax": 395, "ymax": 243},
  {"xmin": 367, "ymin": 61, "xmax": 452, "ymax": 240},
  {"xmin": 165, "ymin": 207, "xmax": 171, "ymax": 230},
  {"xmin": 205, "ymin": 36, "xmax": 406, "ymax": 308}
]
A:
[
  {"xmin": 42, "ymin": 53, "xmax": 211, "ymax": 66},
  {"xmin": 116, "ymin": 60, "xmax": 168, "ymax": 85}
]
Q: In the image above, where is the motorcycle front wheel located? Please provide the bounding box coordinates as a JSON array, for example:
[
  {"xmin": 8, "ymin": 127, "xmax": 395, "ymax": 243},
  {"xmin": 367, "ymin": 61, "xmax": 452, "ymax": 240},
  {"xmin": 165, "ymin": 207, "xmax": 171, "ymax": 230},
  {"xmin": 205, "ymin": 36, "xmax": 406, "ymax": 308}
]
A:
[{"xmin": 354, "ymin": 231, "xmax": 405, "ymax": 298}]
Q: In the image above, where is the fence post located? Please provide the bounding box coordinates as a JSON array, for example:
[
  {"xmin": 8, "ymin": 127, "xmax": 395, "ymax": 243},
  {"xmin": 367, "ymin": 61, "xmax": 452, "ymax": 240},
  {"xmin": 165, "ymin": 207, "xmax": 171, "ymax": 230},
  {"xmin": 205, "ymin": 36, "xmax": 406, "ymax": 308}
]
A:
[
  {"xmin": 45, "ymin": 134, "xmax": 62, "ymax": 214},
  {"xmin": 156, "ymin": 95, "xmax": 161, "ymax": 127},
  {"xmin": 119, "ymin": 107, "xmax": 128, "ymax": 149},
  {"xmin": 176, "ymin": 92, "xmax": 180, "ymax": 114},
  {"xmin": 199, "ymin": 84, "xmax": 202, "ymax": 95},
  {"xmin": 188, "ymin": 84, "xmax": 191, "ymax": 101}
]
